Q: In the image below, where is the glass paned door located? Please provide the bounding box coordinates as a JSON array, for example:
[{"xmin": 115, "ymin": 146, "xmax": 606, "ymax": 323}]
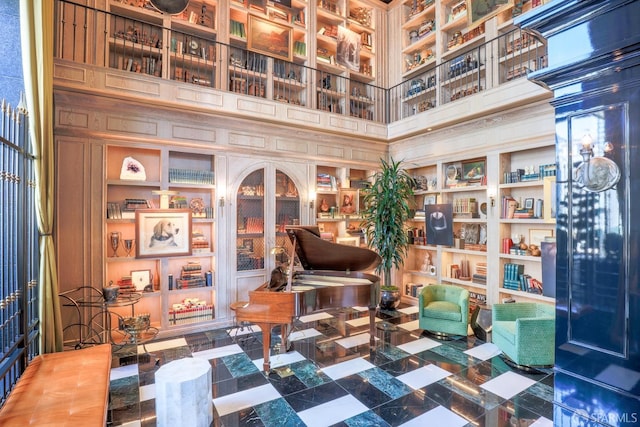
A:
[
  {"xmin": 235, "ymin": 168, "xmax": 301, "ymax": 273},
  {"xmin": 236, "ymin": 169, "xmax": 265, "ymax": 271},
  {"xmin": 275, "ymin": 169, "xmax": 301, "ymax": 265}
]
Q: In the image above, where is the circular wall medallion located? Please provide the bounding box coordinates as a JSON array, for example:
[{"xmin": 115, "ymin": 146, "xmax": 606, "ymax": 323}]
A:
[{"xmin": 575, "ymin": 156, "xmax": 620, "ymax": 192}]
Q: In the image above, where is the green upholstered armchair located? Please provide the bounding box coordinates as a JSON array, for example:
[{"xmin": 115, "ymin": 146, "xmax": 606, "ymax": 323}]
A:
[
  {"xmin": 418, "ymin": 284, "xmax": 470, "ymax": 337},
  {"xmin": 492, "ymin": 302, "xmax": 555, "ymax": 367}
]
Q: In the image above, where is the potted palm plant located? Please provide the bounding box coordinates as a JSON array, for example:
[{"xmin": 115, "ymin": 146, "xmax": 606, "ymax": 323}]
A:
[{"xmin": 361, "ymin": 157, "xmax": 415, "ymax": 309}]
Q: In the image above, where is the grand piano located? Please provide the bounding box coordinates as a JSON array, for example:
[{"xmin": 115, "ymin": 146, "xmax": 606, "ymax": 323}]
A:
[{"xmin": 235, "ymin": 226, "xmax": 382, "ymax": 371}]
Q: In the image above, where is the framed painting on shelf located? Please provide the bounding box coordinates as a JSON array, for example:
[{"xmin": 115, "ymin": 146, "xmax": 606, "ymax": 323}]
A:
[
  {"xmin": 247, "ymin": 15, "xmax": 292, "ymax": 61},
  {"xmin": 467, "ymin": 0, "xmax": 514, "ymax": 28},
  {"xmin": 529, "ymin": 228, "xmax": 554, "ymax": 247},
  {"xmin": 136, "ymin": 209, "xmax": 192, "ymax": 258},
  {"xmin": 338, "ymin": 188, "xmax": 359, "ymax": 215},
  {"xmin": 461, "ymin": 158, "xmax": 485, "ymax": 182}
]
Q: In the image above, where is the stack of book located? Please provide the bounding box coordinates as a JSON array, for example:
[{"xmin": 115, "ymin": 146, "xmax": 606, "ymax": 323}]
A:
[
  {"xmin": 122, "ymin": 198, "xmax": 152, "ymax": 219},
  {"xmin": 318, "ymin": 25, "xmax": 338, "ymax": 39},
  {"xmin": 503, "ymin": 263, "xmax": 525, "ymax": 290},
  {"xmin": 117, "ymin": 276, "xmax": 137, "ymax": 293},
  {"xmin": 469, "ymin": 291, "xmax": 487, "ymax": 307},
  {"xmin": 316, "ymin": 173, "xmax": 337, "ymax": 190},
  {"xmin": 177, "ymin": 262, "xmax": 206, "ymax": 289},
  {"xmin": 472, "ymin": 262, "xmax": 487, "ymax": 285},
  {"xmin": 192, "ymin": 230, "xmax": 210, "ymax": 253},
  {"xmin": 513, "ymin": 207, "xmax": 533, "ymax": 219}
]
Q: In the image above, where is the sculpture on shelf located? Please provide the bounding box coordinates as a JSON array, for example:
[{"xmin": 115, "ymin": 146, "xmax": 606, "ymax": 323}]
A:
[{"xmin": 120, "ymin": 156, "xmax": 146, "ymax": 181}]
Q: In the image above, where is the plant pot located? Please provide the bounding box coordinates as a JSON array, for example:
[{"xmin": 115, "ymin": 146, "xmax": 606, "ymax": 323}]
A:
[{"xmin": 380, "ymin": 289, "xmax": 401, "ymax": 310}]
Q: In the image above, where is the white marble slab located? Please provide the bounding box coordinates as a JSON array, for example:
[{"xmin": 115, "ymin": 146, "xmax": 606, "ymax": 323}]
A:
[
  {"xmin": 212, "ymin": 383, "xmax": 280, "ymax": 417},
  {"xmin": 463, "ymin": 343, "xmax": 502, "ymax": 361},
  {"xmin": 299, "ymin": 312, "xmax": 334, "ymax": 323},
  {"xmin": 480, "ymin": 371, "xmax": 536, "ymax": 399},
  {"xmin": 192, "ymin": 343, "xmax": 244, "ymax": 360},
  {"xmin": 321, "ymin": 357, "xmax": 374, "ymax": 380},
  {"xmin": 397, "ymin": 364, "xmax": 452, "ymax": 389},
  {"xmin": 297, "ymin": 394, "xmax": 368, "ymax": 427},
  {"xmin": 399, "ymin": 405, "xmax": 468, "ymax": 427},
  {"xmin": 397, "ymin": 337, "xmax": 441, "ymax": 354},
  {"xmin": 289, "ymin": 328, "xmax": 323, "ymax": 341}
]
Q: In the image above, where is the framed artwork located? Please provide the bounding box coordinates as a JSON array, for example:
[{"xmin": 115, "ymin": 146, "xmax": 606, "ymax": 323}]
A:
[
  {"xmin": 461, "ymin": 159, "xmax": 485, "ymax": 182},
  {"xmin": 467, "ymin": 0, "xmax": 514, "ymax": 28},
  {"xmin": 524, "ymin": 197, "xmax": 534, "ymax": 210},
  {"xmin": 425, "ymin": 195, "xmax": 437, "ymax": 205},
  {"xmin": 136, "ymin": 209, "xmax": 192, "ymax": 258},
  {"xmin": 543, "ymin": 176, "xmax": 556, "ymax": 222},
  {"xmin": 338, "ymin": 188, "xmax": 359, "ymax": 215},
  {"xmin": 131, "ymin": 269, "xmax": 152, "ymax": 291},
  {"xmin": 247, "ymin": 15, "xmax": 292, "ymax": 61},
  {"xmin": 529, "ymin": 228, "xmax": 554, "ymax": 247},
  {"xmin": 425, "ymin": 203, "xmax": 453, "ymax": 246},
  {"xmin": 336, "ymin": 25, "xmax": 361, "ymax": 72}
]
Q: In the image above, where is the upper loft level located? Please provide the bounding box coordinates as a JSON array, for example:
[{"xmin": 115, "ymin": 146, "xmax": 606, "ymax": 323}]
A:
[{"xmin": 53, "ymin": 0, "xmax": 551, "ymax": 142}]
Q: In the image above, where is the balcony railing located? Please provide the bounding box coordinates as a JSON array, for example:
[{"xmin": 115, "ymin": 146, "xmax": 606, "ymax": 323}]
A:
[{"xmin": 54, "ymin": 0, "xmax": 547, "ymax": 125}]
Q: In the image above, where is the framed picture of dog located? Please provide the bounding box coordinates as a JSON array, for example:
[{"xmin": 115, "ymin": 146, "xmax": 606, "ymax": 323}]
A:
[{"xmin": 136, "ymin": 209, "xmax": 192, "ymax": 258}]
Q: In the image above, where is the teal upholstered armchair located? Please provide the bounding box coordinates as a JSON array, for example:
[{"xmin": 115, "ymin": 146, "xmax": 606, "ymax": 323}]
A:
[
  {"xmin": 492, "ymin": 302, "xmax": 555, "ymax": 367},
  {"xmin": 418, "ymin": 284, "xmax": 470, "ymax": 337}
]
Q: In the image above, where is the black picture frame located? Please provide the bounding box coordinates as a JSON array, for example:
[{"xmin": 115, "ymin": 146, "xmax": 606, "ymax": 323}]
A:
[{"xmin": 524, "ymin": 197, "xmax": 534, "ymax": 210}]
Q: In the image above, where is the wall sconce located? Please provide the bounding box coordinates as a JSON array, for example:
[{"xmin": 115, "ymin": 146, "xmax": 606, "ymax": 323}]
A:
[
  {"xmin": 574, "ymin": 133, "xmax": 620, "ymax": 192},
  {"xmin": 219, "ymin": 196, "xmax": 225, "ymax": 208},
  {"xmin": 309, "ymin": 191, "xmax": 316, "ymax": 210},
  {"xmin": 487, "ymin": 187, "xmax": 497, "ymax": 208}
]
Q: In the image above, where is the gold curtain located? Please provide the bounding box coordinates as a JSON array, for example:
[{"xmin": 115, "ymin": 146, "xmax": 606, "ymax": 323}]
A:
[{"xmin": 20, "ymin": 0, "xmax": 63, "ymax": 353}]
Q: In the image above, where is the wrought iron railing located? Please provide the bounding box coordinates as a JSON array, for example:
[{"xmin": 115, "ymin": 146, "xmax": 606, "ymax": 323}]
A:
[
  {"xmin": 0, "ymin": 99, "xmax": 39, "ymax": 407},
  {"xmin": 388, "ymin": 26, "xmax": 548, "ymax": 121},
  {"xmin": 54, "ymin": 0, "xmax": 547, "ymax": 125}
]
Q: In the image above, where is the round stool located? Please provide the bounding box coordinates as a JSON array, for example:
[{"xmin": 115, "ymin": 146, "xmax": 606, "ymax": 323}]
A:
[{"xmin": 228, "ymin": 301, "xmax": 254, "ymax": 342}]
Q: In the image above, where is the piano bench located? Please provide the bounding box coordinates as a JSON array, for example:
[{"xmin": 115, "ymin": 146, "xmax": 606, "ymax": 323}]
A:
[{"xmin": 229, "ymin": 301, "xmax": 256, "ymax": 343}]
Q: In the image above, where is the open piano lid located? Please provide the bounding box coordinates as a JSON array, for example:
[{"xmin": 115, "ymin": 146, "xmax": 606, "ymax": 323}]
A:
[{"xmin": 286, "ymin": 226, "xmax": 381, "ymax": 272}]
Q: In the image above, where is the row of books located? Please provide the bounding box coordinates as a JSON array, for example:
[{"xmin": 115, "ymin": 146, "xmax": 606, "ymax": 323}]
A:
[
  {"xmin": 502, "ymin": 163, "xmax": 556, "ymax": 184},
  {"xmin": 169, "ymin": 168, "xmax": 215, "ymax": 185},
  {"xmin": 230, "ymin": 20, "xmax": 246, "ymax": 39},
  {"xmin": 169, "ymin": 304, "xmax": 214, "ymax": 325},
  {"xmin": 453, "ymin": 197, "xmax": 479, "ymax": 218},
  {"xmin": 107, "ymin": 199, "xmax": 153, "ymax": 219},
  {"xmin": 469, "ymin": 291, "xmax": 487, "ymax": 306},
  {"xmin": 405, "ymin": 282, "xmax": 425, "ymax": 298},
  {"xmin": 293, "ymin": 40, "xmax": 307, "ymax": 57},
  {"xmin": 503, "ymin": 262, "xmax": 525, "ymax": 290},
  {"xmin": 116, "ymin": 55, "xmax": 162, "ymax": 77}
]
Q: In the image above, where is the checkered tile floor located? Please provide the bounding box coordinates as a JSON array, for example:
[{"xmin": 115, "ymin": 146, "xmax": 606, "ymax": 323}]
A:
[{"xmin": 108, "ymin": 306, "xmax": 554, "ymax": 427}]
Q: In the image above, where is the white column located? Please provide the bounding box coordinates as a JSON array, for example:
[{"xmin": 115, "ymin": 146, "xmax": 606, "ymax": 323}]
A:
[{"xmin": 154, "ymin": 358, "xmax": 213, "ymax": 427}]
